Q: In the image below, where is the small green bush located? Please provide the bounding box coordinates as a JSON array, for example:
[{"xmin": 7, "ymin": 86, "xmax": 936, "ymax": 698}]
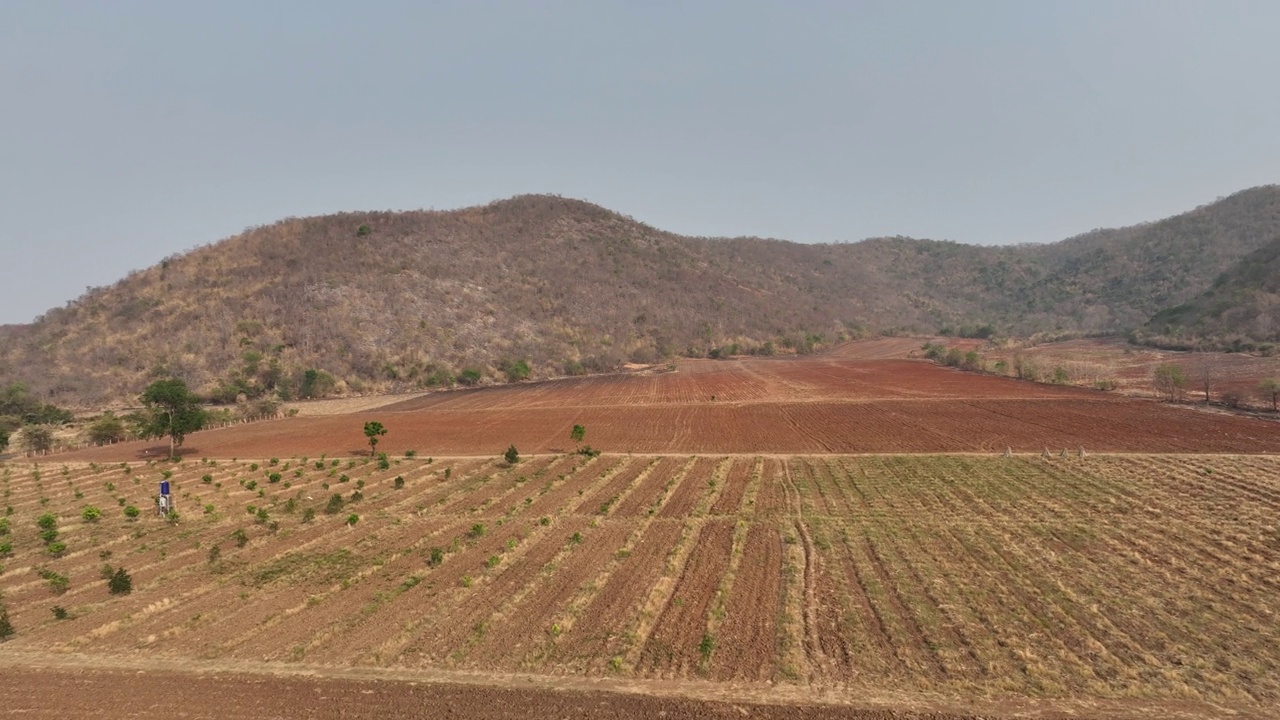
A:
[
  {"xmin": 81, "ymin": 506, "xmax": 102, "ymax": 522},
  {"xmin": 324, "ymin": 494, "xmax": 344, "ymax": 514},
  {"xmin": 108, "ymin": 567, "xmax": 132, "ymax": 595},
  {"xmin": 123, "ymin": 505, "xmax": 140, "ymax": 519},
  {"xmin": 427, "ymin": 547, "xmax": 445, "ymax": 567},
  {"xmin": 393, "ymin": 476, "xmax": 405, "ymax": 489},
  {"xmin": 345, "ymin": 514, "xmax": 359, "ymax": 526}
]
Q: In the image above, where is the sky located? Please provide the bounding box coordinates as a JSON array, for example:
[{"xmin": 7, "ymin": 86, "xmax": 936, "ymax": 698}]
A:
[{"xmin": 2, "ymin": 1, "xmax": 1279, "ymax": 324}]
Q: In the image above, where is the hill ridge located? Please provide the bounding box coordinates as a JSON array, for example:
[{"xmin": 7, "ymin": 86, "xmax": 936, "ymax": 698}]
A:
[{"xmin": 3, "ymin": 186, "xmax": 1280, "ymax": 406}]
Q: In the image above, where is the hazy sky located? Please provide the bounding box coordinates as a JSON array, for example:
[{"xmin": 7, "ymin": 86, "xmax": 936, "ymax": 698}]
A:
[{"xmin": 3, "ymin": 1, "xmax": 1279, "ymax": 324}]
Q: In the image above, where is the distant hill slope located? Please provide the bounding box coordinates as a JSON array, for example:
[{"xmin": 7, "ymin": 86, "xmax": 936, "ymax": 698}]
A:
[
  {"xmin": 1141, "ymin": 234, "xmax": 1280, "ymax": 350},
  {"xmin": 3, "ymin": 187, "xmax": 1280, "ymax": 407}
]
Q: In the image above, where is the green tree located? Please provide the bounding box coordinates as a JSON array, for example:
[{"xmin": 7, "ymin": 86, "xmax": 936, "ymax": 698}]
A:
[
  {"xmin": 108, "ymin": 567, "xmax": 132, "ymax": 595},
  {"xmin": 1259, "ymin": 378, "xmax": 1280, "ymax": 412},
  {"xmin": 298, "ymin": 368, "xmax": 336, "ymax": 399},
  {"xmin": 87, "ymin": 412, "xmax": 128, "ymax": 445},
  {"xmin": 21, "ymin": 425, "xmax": 54, "ymax": 455},
  {"xmin": 503, "ymin": 359, "xmax": 531, "ymax": 382},
  {"xmin": 140, "ymin": 378, "xmax": 207, "ymax": 459},
  {"xmin": 1153, "ymin": 363, "xmax": 1187, "ymax": 401},
  {"xmin": 458, "ymin": 368, "xmax": 482, "ymax": 386},
  {"xmin": 363, "ymin": 421, "xmax": 387, "ymax": 457},
  {"xmin": 504, "ymin": 444, "xmax": 520, "ymax": 465},
  {"xmin": 570, "ymin": 424, "xmax": 586, "ymax": 448}
]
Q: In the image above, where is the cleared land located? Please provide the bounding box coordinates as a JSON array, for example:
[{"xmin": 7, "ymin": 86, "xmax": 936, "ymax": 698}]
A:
[
  {"xmin": 7, "ymin": 343, "xmax": 1280, "ymax": 719},
  {"xmin": 981, "ymin": 337, "xmax": 1280, "ymax": 405},
  {"xmin": 55, "ymin": 350, "xmax": 1280, "ymax": 461},
  {"xmin": 0, "ymin": 453, "xmax": 1277, "ymax": 718}
]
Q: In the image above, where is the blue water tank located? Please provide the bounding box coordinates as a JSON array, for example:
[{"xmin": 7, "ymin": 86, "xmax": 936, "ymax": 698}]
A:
[{"xmin": 160, "ymin": 481, "xmax": 171, "ymax": 496}]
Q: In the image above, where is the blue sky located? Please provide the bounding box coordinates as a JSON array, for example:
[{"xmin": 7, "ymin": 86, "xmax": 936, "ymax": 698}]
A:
[{"xmin": 3, "ymin": 1, "xmax": 1279, "ymax": 324}]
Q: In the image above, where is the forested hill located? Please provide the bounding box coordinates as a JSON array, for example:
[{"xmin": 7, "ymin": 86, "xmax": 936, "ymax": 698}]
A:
[
  {"xmin": 2, "ymin": 186, "xmax": 1279, "ymax": 407},
  {"xmin": 1141, "ymin": 234, "xmax": 1280, "ymax": 349}
]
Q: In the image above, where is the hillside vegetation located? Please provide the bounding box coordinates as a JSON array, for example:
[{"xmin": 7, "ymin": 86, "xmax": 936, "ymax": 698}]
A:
[
  {"xmin": 3, "ymin": 187, "xmax": 1280, "ymax": 406},
  {"xmin": 1140, "ymin": 235, "xmax": 1280, "ymax": 350}
]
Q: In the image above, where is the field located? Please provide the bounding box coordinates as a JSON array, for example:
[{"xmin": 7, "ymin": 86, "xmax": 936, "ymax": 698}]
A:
[
  {"xmin": 5, "ymin": 343, "xmax": 1280, "ymax": 719},
  {"xmin": 1, "ymin": 451, "xmax": 1278, "ymax": 718},
  {"xmin": 980, "ymin": 337, "xmax": 1280, "ymax": 405},
  {"xmin": 55, "ymin": 345, "xmax": 1280, "ymax": 461}
]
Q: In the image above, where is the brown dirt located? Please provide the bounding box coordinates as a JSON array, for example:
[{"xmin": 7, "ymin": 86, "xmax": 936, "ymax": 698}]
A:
[
  {"xmin": 709, "ymin": 523, "xmax": 783, "ymax": 682},
  {"xmin": 51, "ymin": 353, "xmax": 1280, "ymax": 462}
]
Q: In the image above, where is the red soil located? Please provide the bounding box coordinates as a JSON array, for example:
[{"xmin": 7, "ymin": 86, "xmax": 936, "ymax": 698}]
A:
[{"xmin": 54, "ymin": 350, "xmax": 1280, "ymax": 461}]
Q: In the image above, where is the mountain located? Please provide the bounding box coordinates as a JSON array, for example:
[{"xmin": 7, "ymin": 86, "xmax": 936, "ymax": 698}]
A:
[
  {"xmin": 1140, "ymin": 234, "xmax": 1280, "ymax": 350},
  {"xmin": 3, "ymin": 187, "xmax": 1280, "ymax": 407}
]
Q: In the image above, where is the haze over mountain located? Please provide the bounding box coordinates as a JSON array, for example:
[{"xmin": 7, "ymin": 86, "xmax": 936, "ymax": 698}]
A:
[{"xmin": 2, "ymin": 186, "xmax": 1278, "ymax": 407}]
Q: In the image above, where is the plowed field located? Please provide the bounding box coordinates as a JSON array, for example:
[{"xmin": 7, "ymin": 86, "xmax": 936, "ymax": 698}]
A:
[
  {"xmin": 7, "ymin": 344, "xmax": 1280, "ymax": 719},
  {"xmin": 53, "ymin": 350, "xmax": 1280, "ymax": 461},
  {"xmin": 2, "ymin": 453, "xmax": 1278, "ymax": 719}
]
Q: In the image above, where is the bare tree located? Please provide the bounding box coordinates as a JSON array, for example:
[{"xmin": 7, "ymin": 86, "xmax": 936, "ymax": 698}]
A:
[{"xmin": 1188, "ymin": 352, "xmax": 1218, "ymax": 403}]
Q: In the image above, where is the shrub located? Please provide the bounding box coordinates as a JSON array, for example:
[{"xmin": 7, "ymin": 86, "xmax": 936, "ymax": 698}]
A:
[
  {"xmin": 468, "ymin": 523, "xmax": 485, "ymax": 539},
  {"xmin": 108, "ymin": 567, "xmax": 132, "ymax": 595},
  {"xmin": 302, "ymin": 508, "xmax": 316, "ymax": 523},
  {"xmin": 324, "ymin": 494, "xmax": 345, "ymax": 514},
  {"xmin": 356, "ymin": 224, "xmax": 372, "ymax": 236},
  {"xmin": 377, "ymin": 453, "xmax": 390, "ymax": 470},
  {"xmin": 123, "ymin": 505, "xmax": 140, "ymax": 519},
  {"xmin": 36, "ymin": 513, "xmax": 57, "ymax": 531},
  {"xmin": 427, "ymin": 547, "xmax": 445, "ymax": 567},
  {"xmin": 0, "ymin": 541, "xmax": 11, "ymax": 558},
  {"xmin": 233, "ymin": 528, "xmax": 249, "ymax": 547},
  {"xmin": 504, "ymin": 445, "xmax": 520, "ymax": 465},
  {"xmin": 201, "ymin": 474, "xmax": 213, "ymax": 483},
  {"xmin": 393, "ymin": 476, "xmax": 405, "ymax": 489},
  {"xmin": 52, "ymin": 606, "xmax": 69, "ymax": 620},
  {"xmin": 0, "ymin": 607, "xmax": 13, "ymax": 640},
  {"xmin": 345, "ymin": 514, "xmax": 359, "ymax": 526},
  {"xmin": 268, "ymin": 472, "xmax": 282, "ymax": 483},
  {"xmin": 81, "ymin": 506, "xmax": 102, "ymax": 522},
  {"xmin": 404, "ymin": 450, "xmax": 417, "ymax": 458},
  {"xmin": 39, "ymin": 568, "xmax": 69, "ymax": 594},
  {"xmin": 47, "ymin": 541, "xmax": 67, "ymax": 557},
  {"xmin": 207, "ymin": 545, "xmax": 221, "ymax": 564}
]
